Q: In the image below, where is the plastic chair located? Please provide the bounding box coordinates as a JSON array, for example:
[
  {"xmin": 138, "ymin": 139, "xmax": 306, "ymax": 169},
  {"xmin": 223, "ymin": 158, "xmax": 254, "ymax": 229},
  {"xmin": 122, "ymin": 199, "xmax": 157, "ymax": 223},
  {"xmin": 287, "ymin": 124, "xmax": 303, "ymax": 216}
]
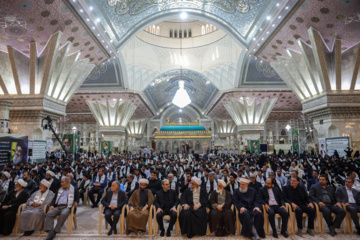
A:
[
  {"xmin": 126, "ymin": 204, "xmax": 153, "ymax": 235},
  {"xmin": 54, "ymin": 205, "xmax": 77, "ymax": 235},
  {"xmin": 342, "ymin": 203, "xmax": 360, "ymax": 233},
  {"xmin": 314, "ymin": 203, "xmax": 346, "ymax": 233},
  {"xmin": 234, "ymin": 207, "xmax": 242, "ymax": 235},
  {"xmin": 87, "ymin": 186, "xmax": 107, "ymax": 206},
  {"xmin": 98, "ymin": 204, "xmax": 126, "ymax": 235},
  {"xmin": 288, "ymin": 203, "xmax": 317, "ymax": 233},
  {"xmin": 12, "ymin": 203, "xmax": 27, "ymax": 235},
  {"xmin": 153, "ymin": 205, "xmax": 181, "ymax": 235},
  {"xmin": 262, "ymin": 203, "xmax": 291, "ymax": 235}
]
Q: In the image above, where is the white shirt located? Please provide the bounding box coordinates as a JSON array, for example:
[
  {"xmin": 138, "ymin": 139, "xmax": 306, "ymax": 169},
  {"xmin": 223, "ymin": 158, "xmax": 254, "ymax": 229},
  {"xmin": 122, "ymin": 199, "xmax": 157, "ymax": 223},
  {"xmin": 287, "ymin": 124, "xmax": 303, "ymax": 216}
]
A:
[
  {"xmin": 267, "ymin": 188, "xmax": 278, "ymax": 206},
  {"xmin": 346, "ymin": 187, "xmax": 356, "ymax": 204}
]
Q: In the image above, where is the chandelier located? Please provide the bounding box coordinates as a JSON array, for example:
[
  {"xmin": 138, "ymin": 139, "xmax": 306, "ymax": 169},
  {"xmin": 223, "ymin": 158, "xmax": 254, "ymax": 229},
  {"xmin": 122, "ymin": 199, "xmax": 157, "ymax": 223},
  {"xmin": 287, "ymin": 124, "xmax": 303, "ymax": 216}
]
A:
[
  {"xmin": 172, "ymin": 14, "xmax": 191, "ymax": 109},
  {"xmin": 172, "ymin": 80, "xmax": 191, "ymax": 108}
]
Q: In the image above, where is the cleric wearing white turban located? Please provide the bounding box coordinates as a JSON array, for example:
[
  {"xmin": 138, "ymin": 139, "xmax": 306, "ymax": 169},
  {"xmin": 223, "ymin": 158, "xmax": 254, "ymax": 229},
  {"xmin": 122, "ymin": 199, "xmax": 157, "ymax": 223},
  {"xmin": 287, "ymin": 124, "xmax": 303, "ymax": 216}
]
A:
[
  {"xmin": 45, "ymin": 170, "xmax": 60, "ymax": 193},
  {"xmin": 46, "ymin": 170, "xmax": 55, "ymax": 177},
  {"xmin": 126, "ymin": 176, "xmax": 154, "ymax": 236},
  {"xmin": 1, "ymin": 171, "xmax": 11, "ymax": 193},
  {"xmin": 208, "ymin": 179, "xmax": 235, "ymax": 236},
  {"xmin": 233, "ymin": 177, "xmax": 265, "ymax": 239},
  {"xmin": 179, "ymin": 175, "xmax": 209, "ymax": 238},
  {"xmin": 139, "ymin": 178, "xmax": 149, "ymax": 185},
  {"xmin": 0, "ymin": 177, "xmax": 29, "ymax": 235},
  {"xmin": 19, "ymin": 178, "xmax": 55, "ymax": 235},
  {"xmin": 191, "ymin": 176, "xmax": 201, "ymax": 186}
]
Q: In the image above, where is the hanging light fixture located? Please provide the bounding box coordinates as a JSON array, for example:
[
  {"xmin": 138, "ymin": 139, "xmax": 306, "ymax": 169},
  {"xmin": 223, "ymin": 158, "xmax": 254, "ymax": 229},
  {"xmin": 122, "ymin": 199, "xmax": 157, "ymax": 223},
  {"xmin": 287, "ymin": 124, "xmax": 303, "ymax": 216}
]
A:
[
  {"xmin": 172, "ymin": 81, "xmax": 191, "ymax": 108},
  {"xmin": 172, "ymin": 16, "xmax": 191, "ymax": 109}
]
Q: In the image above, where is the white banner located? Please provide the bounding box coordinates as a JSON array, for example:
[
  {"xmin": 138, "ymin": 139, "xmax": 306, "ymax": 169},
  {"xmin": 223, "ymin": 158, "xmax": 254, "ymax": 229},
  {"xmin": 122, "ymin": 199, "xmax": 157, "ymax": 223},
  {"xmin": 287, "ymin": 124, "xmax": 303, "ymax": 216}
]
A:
[
  {"xmin": 29, "ymin": 140, "xmax": 47, "ymax": 163},
  {"xmin": 325, "ymin": 137, "xmax": 350, "ymax": 158}
]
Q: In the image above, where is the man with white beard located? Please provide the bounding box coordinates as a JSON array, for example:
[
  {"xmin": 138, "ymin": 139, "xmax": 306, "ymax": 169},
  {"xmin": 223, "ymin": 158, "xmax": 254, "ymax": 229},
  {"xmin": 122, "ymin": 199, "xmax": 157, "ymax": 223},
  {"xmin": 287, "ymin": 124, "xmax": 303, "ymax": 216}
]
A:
[
  {"xmin": 232, "ymin": 178, "xmax": 265, "ymax": 240},
  {"xmin": 13, "ymin": 144, "xmax": 26, "ymax": 165},
  {"xmin": 19, "ymin": 179, "xmax": 55, "ymax": 236}
]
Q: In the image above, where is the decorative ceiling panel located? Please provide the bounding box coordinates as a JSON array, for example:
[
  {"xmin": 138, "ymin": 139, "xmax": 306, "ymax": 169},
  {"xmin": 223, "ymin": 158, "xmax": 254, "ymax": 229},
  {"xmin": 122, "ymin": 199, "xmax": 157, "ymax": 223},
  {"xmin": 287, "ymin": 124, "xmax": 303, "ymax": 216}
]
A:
[
  {"xmin": 66, "ymin": 92, "xmax": 154, "ymax": 121},
  {"xmin": 85, "ymin": 0, "xmax": 282, "ymax": 47},
  {"xmin": 0, "ymin": 0, "xmax": 108, "ymax": 65},
  {"xmin": 240, "ymin": 57, "xmax": 286, "ymax": 87},
  {"xmin": 207, "ymin": 91, "xmax": 302, "ymax": 120},
  {"xmin": 81, "ymin": 59, "xmax": 124, "ymax": 89},
  {"xmin": 144, "ymin": 69, "xmax": 218, "ymax": 111},
  {"xmin": 260, "ymin": 0, "xmax": 360, "ymax": 62}
]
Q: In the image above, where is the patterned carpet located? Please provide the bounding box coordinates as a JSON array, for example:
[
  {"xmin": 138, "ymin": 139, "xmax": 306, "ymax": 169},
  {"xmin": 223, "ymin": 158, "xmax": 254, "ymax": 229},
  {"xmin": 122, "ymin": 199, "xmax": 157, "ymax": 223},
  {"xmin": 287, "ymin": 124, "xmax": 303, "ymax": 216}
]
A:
[{"xmin": 2, "ymin": 205, "xmax": 360, "ymax": 240}]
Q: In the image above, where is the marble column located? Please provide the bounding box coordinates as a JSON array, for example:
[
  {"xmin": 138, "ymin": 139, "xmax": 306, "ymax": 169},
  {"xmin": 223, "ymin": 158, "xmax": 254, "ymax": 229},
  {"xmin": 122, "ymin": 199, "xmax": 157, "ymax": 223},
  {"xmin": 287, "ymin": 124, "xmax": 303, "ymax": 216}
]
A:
[
  {"xmin": 0, "ymin": 101, "xmax": 12, "ymax": 133},
  {"xmin": 0, "ymin": 31, "xmax": 94, "ymax": 140},
  {"xmin": 271, "ymin": 27, "xmax": 360, "ymax": 151}
]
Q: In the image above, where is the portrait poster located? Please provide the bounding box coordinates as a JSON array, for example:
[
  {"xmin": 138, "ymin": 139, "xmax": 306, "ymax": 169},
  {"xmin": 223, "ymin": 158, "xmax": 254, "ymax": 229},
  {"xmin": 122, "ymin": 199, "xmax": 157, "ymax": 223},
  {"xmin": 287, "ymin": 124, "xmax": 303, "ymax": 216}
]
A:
[
  {"xmin": 62, "ymin": 134, "xmax": 80, "ymax": 153},
  {"xmin": 318, "ymin": 138, "xmax": 326, "ymax": 157},
  {"xmin": 0, "ymin": 134, "xmax": 28, "ymax": 170},
  {"xmin": 292, "ymin": 130, "xmax": 299, "ymax": 153},
  {"xmin": 250, "ymin": 140, "xmax": 260, "ymax": 154},
  {"xmin": 101, "ymin": 141, "xmax": 112, "ymax": 154}
]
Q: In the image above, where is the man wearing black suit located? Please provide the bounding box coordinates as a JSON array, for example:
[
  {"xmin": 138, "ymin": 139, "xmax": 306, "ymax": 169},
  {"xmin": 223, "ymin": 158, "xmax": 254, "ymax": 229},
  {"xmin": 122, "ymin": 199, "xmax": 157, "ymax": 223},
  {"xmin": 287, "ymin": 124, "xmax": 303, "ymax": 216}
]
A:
[
  {"xmin": 335, "ymin": 177, "xmax": 360, "ymax": 234},
  {"xmin": 309, "ymin": 174, "xmax": 345, "ymax": 236},
  {"xmin": 101, "ymin": 181, "xmax": 128, "ymax": 236},
  {"xmin": 259, "ymin": 179, "xmax": 289, "ymax": 238},
  {"xmin": 283, "ymin": 176, "xmax": 315, "ymax": 237},
  {"xmin": 154, "ymin": 179, "xmax": 179, "ymax": 237},
  {"xmin": 45, "ymin": 171, "xmax": 60, "ymax": 193}
]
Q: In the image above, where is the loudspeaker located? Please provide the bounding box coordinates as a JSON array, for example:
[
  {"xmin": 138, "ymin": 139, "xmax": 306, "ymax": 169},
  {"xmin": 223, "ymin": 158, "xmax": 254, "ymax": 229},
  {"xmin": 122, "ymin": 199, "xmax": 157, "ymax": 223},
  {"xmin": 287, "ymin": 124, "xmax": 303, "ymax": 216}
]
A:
[
  {"xmin": 320, "ymin": 120, "xmax": 323, "ymax": 125},
  {"xmin": 29, "ymin": 149, "xmax": 33, "ymax": 156}
]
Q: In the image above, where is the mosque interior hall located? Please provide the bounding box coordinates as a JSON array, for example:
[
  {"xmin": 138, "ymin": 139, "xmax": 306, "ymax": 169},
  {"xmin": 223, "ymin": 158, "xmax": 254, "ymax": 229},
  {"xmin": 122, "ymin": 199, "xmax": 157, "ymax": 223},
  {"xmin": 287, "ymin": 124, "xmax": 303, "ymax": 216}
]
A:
[{"xmin": 1, "ymin": 0, "xmax": 360, "ymax": 239}]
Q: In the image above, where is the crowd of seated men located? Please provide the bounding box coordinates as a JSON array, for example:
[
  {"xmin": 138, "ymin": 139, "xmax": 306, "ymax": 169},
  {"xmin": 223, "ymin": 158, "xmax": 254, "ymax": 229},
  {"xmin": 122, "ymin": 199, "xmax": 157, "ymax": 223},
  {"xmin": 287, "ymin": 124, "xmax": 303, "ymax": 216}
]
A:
[{"xmin": 0, "ymin": 148, "xmax": 360, "ymax": 239}]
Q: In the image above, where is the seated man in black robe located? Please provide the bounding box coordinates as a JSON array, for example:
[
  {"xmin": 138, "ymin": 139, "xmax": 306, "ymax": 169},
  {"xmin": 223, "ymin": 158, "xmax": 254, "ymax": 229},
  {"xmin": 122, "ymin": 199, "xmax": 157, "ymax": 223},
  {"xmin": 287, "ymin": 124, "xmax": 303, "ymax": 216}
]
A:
[
  {"xmin": 0, "ymin": 179, "xmax": 29, "ymax": 235},
  {"xmin": 179, "ymin": 176, "xmax": 208, "ymax": 238},
  {"xmin": 154, "ymin": 179, "xmax": 179, "ymax": 237},
  {"xmin": 233, "ymin": 177, "xmax": 265, "ymax": 240},
  {"xmin": 209, "ymin": 179, "xmax": 235, "ymax": 236}
]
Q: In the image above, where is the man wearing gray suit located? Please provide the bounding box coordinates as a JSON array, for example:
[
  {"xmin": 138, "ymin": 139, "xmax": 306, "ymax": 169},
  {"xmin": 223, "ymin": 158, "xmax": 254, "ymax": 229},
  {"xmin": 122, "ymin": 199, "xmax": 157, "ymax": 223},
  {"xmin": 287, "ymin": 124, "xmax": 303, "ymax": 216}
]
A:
[
  {"xmin": 335, "ymin": 177, "xmax": 360, "ymax": 235},
  {"xmin": 309, "ymin": 174, "xmax": 345, "ymax": 236}
]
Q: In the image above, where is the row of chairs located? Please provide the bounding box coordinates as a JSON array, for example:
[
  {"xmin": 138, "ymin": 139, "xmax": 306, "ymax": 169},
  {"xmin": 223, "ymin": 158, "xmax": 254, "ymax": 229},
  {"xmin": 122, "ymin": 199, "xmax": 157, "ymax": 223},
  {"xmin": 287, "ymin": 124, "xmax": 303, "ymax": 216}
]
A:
[
  {"xmin": 12, "ymin": 204, "xmax": 77, "ymax": 235},
  {"xmin": 98, "ymin": 203, "xmax": 359, "ymax": 236},
  {"xmin": 10, "ymin": 201, "xmax": 359, "ymax": 236}
]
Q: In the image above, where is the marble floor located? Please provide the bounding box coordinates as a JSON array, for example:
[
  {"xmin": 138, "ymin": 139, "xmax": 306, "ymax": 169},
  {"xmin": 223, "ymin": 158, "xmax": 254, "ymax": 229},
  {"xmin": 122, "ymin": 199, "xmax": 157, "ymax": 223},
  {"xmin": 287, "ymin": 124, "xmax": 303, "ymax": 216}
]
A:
[{"xmin": 2, "ymin": 205, "xmax": 360, "ymax": 240}]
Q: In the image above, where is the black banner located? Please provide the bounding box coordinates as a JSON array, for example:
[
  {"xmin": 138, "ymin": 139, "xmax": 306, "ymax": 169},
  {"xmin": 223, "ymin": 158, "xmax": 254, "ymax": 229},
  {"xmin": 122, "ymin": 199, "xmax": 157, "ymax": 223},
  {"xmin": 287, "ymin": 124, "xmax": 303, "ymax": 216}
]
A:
[{"xmin": 0, "ymin": 134, "xmax": 28, "ymax": 170}]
